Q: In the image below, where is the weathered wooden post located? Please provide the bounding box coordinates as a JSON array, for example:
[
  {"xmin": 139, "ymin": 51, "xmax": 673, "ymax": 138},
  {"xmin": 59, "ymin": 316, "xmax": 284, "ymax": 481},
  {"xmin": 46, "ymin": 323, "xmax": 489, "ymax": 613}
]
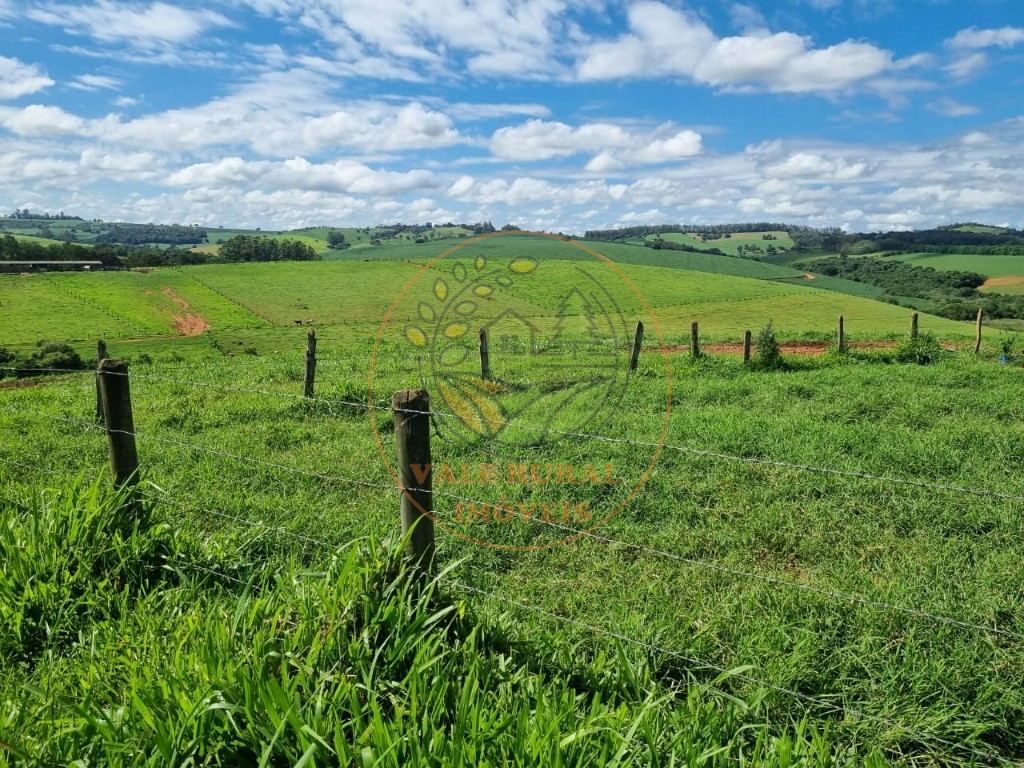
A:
[
  {"xmin": 303, "ymin": 329, "xmax": 317, "ymax": 399},
  {"xmin": 691, "ymin": 321, "xmax": 700, "ymax": 359},
  {"xmin": 975, "ymin": 308, "xmax": 983, "ymax": 355},
  {"xmin": 479, "ymin": 328, "xmax": 490, "ymax": 380},
  {"xmin": 97, "ymin": 359, "xmax": 139, "ymax": 493},
  {"xmin": 743, "ymin": 330, "xmax": 752, "ymax": 363},
  {"xmin": 911, "ymin": 312, "xmax": 919, "ymax": 340},
  {"xmin": 95, "ymin": 340, "xmax": 108, "ymax": 420},
  {"xmin": 629, "ymin": 321, "xmax": 644, "ymax": 372},
  {"xmin": 838, "ymin": 315, "xmax": 845, "ymax": 352},
  {"xmin": 393, "ymin": 389, "xmax": 434, "ymax": 576}
]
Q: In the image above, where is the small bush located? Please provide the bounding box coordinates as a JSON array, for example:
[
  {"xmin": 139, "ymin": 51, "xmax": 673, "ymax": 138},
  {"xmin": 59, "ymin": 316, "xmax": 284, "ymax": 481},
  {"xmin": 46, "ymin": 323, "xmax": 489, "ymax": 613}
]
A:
[
  {"xmin": 894, "ymin": 332, "xmax": 944, "ymax": 364},
  {"xmin": 749, "ymin": 322, "xmax": 786, "ymax": 371}
]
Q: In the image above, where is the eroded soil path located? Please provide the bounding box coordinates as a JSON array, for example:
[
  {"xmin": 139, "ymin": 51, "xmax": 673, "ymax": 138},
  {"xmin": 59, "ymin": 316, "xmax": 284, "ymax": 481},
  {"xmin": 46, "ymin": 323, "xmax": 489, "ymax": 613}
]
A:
[{"xmin": 160, "ymin": 286, "xmax": 211, "ymax": 336}]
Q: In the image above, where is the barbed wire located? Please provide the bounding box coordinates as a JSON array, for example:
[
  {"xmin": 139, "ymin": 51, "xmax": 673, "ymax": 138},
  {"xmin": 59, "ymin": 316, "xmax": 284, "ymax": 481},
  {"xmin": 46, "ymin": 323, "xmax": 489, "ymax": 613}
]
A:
[
  {"xmin": 7, "ymin": 407, "xmax": 1024, "ymax": 641},
  {"xmin": 422, "ymin": 484, "xmax": 1024, "ymax": 641},
  {"xmin": 445, "ymin": 578, "xmax": 1018, "ymax": 767},
  {"xmin": 9, "ymin": 409, "xmax": 402, "ymax": 496},
  {"xmin": 139, "ymin": 488, "xmax": 331, "ymax": 549},
  {"xmin": 11, "ymin": 363, "xmax": 1024, "ymax": 506},
  {"xmin": 5, "ymin": 442, "xmax": 1022, "ymax": 761}
]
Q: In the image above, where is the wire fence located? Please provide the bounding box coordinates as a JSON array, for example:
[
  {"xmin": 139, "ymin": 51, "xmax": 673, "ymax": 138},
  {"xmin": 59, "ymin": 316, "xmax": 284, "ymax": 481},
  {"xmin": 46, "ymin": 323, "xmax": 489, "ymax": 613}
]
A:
[{"xmin": 2, "ymin": 361, "xmax": 1023, "ymax": 764}]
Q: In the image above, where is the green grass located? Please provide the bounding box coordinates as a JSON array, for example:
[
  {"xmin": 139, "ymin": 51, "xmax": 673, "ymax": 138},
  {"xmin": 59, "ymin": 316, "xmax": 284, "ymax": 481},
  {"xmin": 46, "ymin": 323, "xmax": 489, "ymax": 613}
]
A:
[
  {"xmin": 4, "ymin": 347, "xmax": 1024, "ymax": 764},
  {"xmin": 1, "ymin": 477, "xmax": 891, "ymax": 766},
  {"xmin": 4, "ymin": 233, "xmax": 91, "ymax": 248},
  {"xmin": 2, "ymin": 236, "xmax": 990, "ymax": 358},
  {"xmin": 645, "ymin": 231, "xmax": 795, "ymax": 256},
  {"xmin": 883, "ymin": 252, "xmax": 1024, "ymax": 279}
]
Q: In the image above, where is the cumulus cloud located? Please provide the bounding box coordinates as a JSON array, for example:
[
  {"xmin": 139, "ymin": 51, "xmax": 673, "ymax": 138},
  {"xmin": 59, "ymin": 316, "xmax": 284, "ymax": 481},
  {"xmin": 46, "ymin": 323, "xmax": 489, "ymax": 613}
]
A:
[
  {"xmin": 1, "ymin": 104, "xmax": 87, "ymax": 136},
  {"xmin": 0, "ymin": 56, "xmax": 54, "ymax": 100},
  {"xmin": 166, "ymin": 156, "xmax": 440, "ymax": 197},
  {"xmin": 491, "ymin": 119, "xmax": 702, "ymax": 169},
  {"xmin": 575, "ymin": 1, "xmax": 893, "ymax": 94}
]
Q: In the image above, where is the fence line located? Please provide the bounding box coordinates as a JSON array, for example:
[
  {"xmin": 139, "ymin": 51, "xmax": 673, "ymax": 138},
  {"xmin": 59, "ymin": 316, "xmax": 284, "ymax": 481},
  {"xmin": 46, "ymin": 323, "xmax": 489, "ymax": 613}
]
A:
[
  {"xmin": 444, "ymin": 579, "xmax": 1017, "ymax": 768},
  {"xmin": 10, "ymin": 409, "xmax": 400, "ymax": 495},
  {"xmin": 6, "ymin": 407, "xmax": 1024, "ymax": 641},
  {"xmin": 8, "ymin": 372, "xmax": 1024, "ymax": 507},
  {"xmin": 4, "ymin": 404, "xmax": 1023, "ymax": 762},
  {"xmin": 139, "ymin": 489, "xmax": 329, "ymax": 548}
]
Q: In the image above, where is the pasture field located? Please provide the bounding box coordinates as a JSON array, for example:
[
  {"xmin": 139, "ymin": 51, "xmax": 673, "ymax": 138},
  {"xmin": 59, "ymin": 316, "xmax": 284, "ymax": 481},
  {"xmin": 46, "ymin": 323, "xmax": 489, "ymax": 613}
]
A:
[
  {"xmin": 0, "ymin": 235, "xmax": 993, "ymax": 361},
  {"xmin": 644, "ymin": 231, "xmax": 795, "ymax": 256},
  {"xmin": 3, "ymin": 344, "xmax": 1024, "ymax": 764},
  {"xmin": 883, "ymin": 252, "xmax": 1024, "ymax": 282},
  {"xmin": 4, "ymin": 233, "xmax": 92, "ymax": 248}
]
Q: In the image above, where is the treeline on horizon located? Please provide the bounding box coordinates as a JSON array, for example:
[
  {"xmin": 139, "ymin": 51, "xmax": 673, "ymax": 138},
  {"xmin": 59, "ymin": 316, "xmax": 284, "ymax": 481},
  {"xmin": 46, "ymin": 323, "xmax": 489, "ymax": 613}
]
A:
[
  {"xmin": 586, "ymin": 222, "xmax": 1024, "ymax": 255},
  {"xmin": 0, "ymin": 233, "xmax": 318, "ymax": 268}
]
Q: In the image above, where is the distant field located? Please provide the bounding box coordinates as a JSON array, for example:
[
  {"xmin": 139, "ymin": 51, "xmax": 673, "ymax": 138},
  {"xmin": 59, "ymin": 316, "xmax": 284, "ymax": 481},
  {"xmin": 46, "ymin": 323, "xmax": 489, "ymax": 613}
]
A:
[
  {"xmin": 644, "ymin": 230, "xmax": 794, "ymax": 256},
  {"xmin": 0, "ymin": 233, "xmax": 986, "ymax": 359},
  {"xmin": 4, "ymin": 233, "xmax": 92, "ymax": 248},
  {"xmin": 884, "ymin": 252, "xmax": 1024, "ymax": 282}
]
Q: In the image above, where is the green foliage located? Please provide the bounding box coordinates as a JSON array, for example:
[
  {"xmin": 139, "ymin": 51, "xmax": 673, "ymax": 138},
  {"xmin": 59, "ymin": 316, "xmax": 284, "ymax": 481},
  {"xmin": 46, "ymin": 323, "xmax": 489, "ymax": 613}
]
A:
[
  {"xmin": 218, "ymin": 235, "xmax": 319, "ymax": 263},
  {"xmin": 894, "ymin": 332, "xmax": 945, "ymax": 364},
  {"xmin": 749, "ymin": 322, "xmax": 786, "ymax": 370},
  {"xmin": 0, "ymin": 341, "xmax": 86, "ymax": 378}
]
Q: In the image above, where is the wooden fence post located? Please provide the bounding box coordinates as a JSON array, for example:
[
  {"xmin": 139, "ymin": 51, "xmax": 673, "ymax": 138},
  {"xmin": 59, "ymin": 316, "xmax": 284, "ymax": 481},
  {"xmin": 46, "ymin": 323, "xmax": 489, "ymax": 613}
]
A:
[
  {"xmin": 838, "ymin": 315, "xmax": 845, "ymax": 352},
  {"xmin": 691, "ymin": 321, "xmax": 700, "ymax": 359},
  {"xmin": 743, "ymin": 330, "xmax": 752, "ymax": 363},
  {"xmin": 303, "ymin": 329, "xmax": 317, "ymax": 399},
  {"xmin": 95, "ymin": 339, "xmax": 107, "ymax": 420},
  {"xmin": 479, "ymin": 328, "xmax": 490, "ymax": 380},
  {"xmin": 911, "ymin": 312, "xmax": 919, "ymax": 340},
  {"xmin": 629, "ymin": 321, "xmax": 644, "ymax": 372},
  {"xmin": 97, "ymin": 359, "xmax": 139, "ymax": 492},
  {"xmin": 975, "ymin": 308, "xmax": 983, "ymax": 355},
  {"xmin": 393, "ymin": 389, "xmax": 434, "ymax": 576}
]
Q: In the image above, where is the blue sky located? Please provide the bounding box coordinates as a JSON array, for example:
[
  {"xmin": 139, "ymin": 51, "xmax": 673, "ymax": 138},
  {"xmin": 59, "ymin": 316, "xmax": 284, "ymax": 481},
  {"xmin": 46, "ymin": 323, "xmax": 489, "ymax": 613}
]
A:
[{"xmin": 1, "ymin": 0, "xmax": 1022, "ymax": 233}]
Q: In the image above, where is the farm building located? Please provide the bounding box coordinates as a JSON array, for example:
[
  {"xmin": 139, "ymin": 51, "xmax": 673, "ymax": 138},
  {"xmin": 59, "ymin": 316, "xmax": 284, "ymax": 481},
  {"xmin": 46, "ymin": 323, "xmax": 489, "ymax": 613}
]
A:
[{"xmin": 0, "ymin": 260, "xmax": 104, "ymax": 273}]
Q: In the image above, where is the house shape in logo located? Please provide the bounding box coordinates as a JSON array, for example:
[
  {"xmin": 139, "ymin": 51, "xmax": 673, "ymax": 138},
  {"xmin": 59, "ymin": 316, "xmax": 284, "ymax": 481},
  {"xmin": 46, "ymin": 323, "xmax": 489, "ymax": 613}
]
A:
[{"xmin": 480, "ymin": 309, "xmax": 542, "ymax": 358}]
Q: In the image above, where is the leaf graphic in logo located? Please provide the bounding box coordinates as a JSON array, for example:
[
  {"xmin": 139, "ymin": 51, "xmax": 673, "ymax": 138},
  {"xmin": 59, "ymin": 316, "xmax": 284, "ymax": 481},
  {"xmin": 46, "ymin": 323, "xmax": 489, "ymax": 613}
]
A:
[
  {"xmin": 438, "ymin": 377, "xmax": 506, "ymax": 436},
  {"xmin": 444, "ymin": 322, "xmax": 468, "ymax": 339},
  {"xmin": 434, "ymin": 278, "xmax": 448, "ymax": 302},
  {"xmin": 510, "ymin": 258, "xmax": 538, "ymax": 275},
  {"xmin": 405, "ymin": 326, "xmax": 428, "ymax": 347}
]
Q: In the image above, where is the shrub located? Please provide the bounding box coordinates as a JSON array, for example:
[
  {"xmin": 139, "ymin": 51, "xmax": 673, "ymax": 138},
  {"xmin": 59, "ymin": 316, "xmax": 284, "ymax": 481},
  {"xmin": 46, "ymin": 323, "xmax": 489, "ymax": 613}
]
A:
[
  {"xmin": 894, "ymin": 332, "xmax": 944, "ymax": 364},
  {"xmin": 750, "ymin": 322, "xmax": 785, "ymax": 370}
]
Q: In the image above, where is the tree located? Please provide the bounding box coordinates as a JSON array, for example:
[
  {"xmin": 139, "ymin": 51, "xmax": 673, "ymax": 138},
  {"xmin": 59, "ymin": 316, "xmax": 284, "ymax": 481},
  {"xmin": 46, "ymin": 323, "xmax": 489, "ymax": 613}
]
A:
[{"xmin": 327, "ymin": 231, "xmax": 346, "ymax": 248}]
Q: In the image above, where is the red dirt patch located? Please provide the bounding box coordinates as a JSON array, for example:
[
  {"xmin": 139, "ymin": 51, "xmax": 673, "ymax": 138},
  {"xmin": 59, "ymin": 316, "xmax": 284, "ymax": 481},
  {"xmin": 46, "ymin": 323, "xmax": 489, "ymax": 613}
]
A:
[
  {"xmin": 0, "ymin": 376, "xmax": 66, "ymax": 390},
  {"xmin": 983, "ymin": 276, "xmax": 1024, "ymax": 289},
  {"xmin": 161, "ymin": 286, "xmax": 211, "ymax": 336}
]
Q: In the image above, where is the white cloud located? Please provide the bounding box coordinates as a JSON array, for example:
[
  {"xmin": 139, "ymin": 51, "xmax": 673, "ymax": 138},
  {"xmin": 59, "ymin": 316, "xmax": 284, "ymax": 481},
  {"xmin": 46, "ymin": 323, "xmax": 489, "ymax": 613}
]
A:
[
  {"xmin": 491, "ymin": 119, "xmax": 702, "ymax": 169},
  {"xmin": 1, "ymin": 104, "xmax": 86, "ymax": 136},
  {"xmin": 26, "ymin": 1, "xmax": 232, "ymax": 47},
  {"xmin": 576, "ymin": 2, "xmax": 715, "ymax": 81},
  {"xmin": 945, "ymin": 52, "xmax": 988, "ymax": 82},
  {"xmin": 576, "ymin": 1, "xmax": 893, "ymax": 94},
  {"xmin": 70, "ymin": 74, "xmax": 122, "ymax": 91},
  {"xmin": 948, "ymin": 27, "xmax": 1024, "ymax": 50},
  {"xmin": 166, "ymin": 156, "xmax": 440, "ymax": 197},
  {"xmin": 0, "ymin": 56, "xmax": 54, "ymax": 100},
  {"xmin": 928, "ymin": 98, "xmax": 980, "ymax": 118}
]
